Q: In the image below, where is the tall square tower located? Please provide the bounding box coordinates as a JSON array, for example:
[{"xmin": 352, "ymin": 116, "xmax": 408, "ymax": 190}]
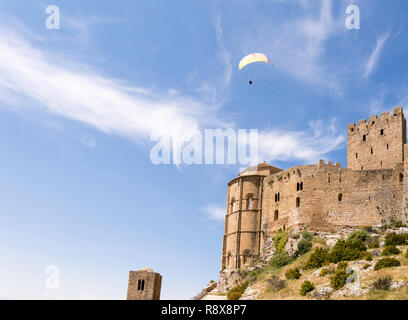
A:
[
  {"xmin": 347, "ymin": 106, "xmax": 406, "ymax": 170},
  {"xmin": 127, "ymin": 268, "xmax": 162, "ymax": 300}
]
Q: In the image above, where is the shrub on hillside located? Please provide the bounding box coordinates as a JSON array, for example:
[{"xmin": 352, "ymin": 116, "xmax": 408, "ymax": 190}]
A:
[
  {"xmin": 285, "ymin": 267, "xmax": 301, "ymax": 280},
  {"xmin": 390, "ymin": 219, "xmax": 407, "ymax": 229},
  {"xmin": 274, "ymin": 230, "xmax": 288, "ymax": 253},
  {"xmin": 303, "ymin": 248, "xmax": 329, "ymax": 270},
  {"xmin": 367, "ymin": 238, "xmax": 380, "ymax": 249},
  {"xmin": 330, "ymin": 270, "xmax": 349, "ymax": 290},
  {"xmin": 385, "ymin": 232, "xmax": 407, "ymax": 246},
  {"xmin": 227, "ymin": 281, "xmax": 248, "ymax": 300},
  {"xmin": 297, "ymin": 239, "xmax": 312, "ymax": 255},
  {"xmin": 406, "ymin": 249, "xmax": 408, "ymax": 259},
  {"xmin": 382, "ymin": 245, "xmax": 401, "ymax": 256},
  {"xmin": 372, "ymin": 276, "xmax": 392, "ymax": 291},
  {"xmin": 320, "ymin": 267, "xmax": 334, "ymax": 277},
  {"xmin": 336, "ymin": 261, "xmax": 348, "ymax": 271},
  {"xmin": 299, "ymin": 281, "xmax": 315, "ymax": 296},
  {"xmin": 269, "ymin": 252, "xmax": 293, "ymax": 269},
  {"xmin": 302, "ymin": 231, "xmax": 314, "ymax": 242},
  {"xmin": 363, "ymin": 263, "xmax": 371, "ymax": 270},
  {"xmin": 328, "ymin": 240, "xmax": 362, "ymax": 263},
  {"xmin": 267, "ymin": 276, "xmax": 286, "ymax": 291},
  {"xmin": 363, "ymin": 226, "xmax": 374, "ymax": 233},
  {"xmin": 361, "ymin": 251, "xmax": 373, "ymax": 261},
  {"xmin": 348, "ymin": 230, "xmax": 369, "ymax": 242},
  {"xmin": 374, "ymin": 258, "xmax": 401, "ymax": 271}
]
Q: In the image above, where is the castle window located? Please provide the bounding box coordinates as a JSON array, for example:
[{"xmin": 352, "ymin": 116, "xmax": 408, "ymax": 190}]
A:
[
  {"xmin": 380, "ymin": 129, "xmax": 384, "ymax": 135},
  {"xmin": 297, "ymin": 182, "xmax": 299, "ymax": 191},
  {"xmin": 371, "ymin": 147, "xmax": 373, "ymax": 154},
  {"xmin": 362, "ymin": 135, "xmax": 366, "ymax": 141},
  {"xmin": 230, "ymin": 198, "xmax": 236, "ymax": 213},
  {"xmin": 338, "ymin": 193, "xmax": 343, "ymax": 201},
  {"xmin": 274, "ymin": 210, "xmax": 279, "ymax": 221},
  {"xmin": 296, "ymin": 197, "xmax": 300, "ymax": 208},
  {"xmin": 246, "ymin": 195, "xmax": 254, "ymax": 210},
  {"xmin": 380, "ymin": 161, "xmax": 382, "ymax": 166},
  {"xmin": 248, "ymin": 198, "xmax": 252, "ymax": 210},
  {"xmin": 372, "ymin": 121, "xmax": 375, "ymax": 125},
  {"xmin": 400, "ymin": 173, "xmax": 403, "ymax": 182},
  {"xmin": 328, "ymin": 175, "xmax": 331, "ymax": 183},
  {"xmin": 356, "ymin": 152, "xmax": 358, "ymax": 159},
  {"xmin": 387, "ymin": 144, "xmax": 389, "ymax": 149},
  {"xmin": 361, "ymin": 166, "xmax": 363, "ymax": 170},
  {"xmin": 138, "ymin": 279, "xmax": 145, "ymax": 291}
]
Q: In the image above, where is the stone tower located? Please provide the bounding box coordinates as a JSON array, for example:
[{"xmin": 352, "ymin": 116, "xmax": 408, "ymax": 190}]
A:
[
  {"xmin": 347, "ymin": 106, "xmax": 406, "ymax": 170},
  {"xmin": 126, "ymin": 267, "xmax": 162, "ymax": 300},
  {"xmin": 221, "ymin": 162, "xmax": 281, "ymax": 270}
]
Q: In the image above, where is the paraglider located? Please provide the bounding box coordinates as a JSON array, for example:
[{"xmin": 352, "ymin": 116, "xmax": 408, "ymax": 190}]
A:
[{"xmin": 238, "ymin": 53, "xmax": 269, "ymax": 85}]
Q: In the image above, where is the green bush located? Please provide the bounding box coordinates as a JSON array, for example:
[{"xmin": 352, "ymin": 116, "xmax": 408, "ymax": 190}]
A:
[
  {"xmin": 329, "ymin": 240, "xmax": 362, "ymax": 263},
  {"xmin": 406, "ymin": 249, "xmax": 408, "ymax": 259},
  {"xmin": 297, "ymin": 239, "xmax": 312, "ymax": 255},
  {"xmin": 374, "ymin": 258, "xmax": 401, "ymax": 271},
  {"xmin": 390, "ymin": 219, "xmax": 407, "ymax": 229},
  {"xmin": 385, "ymin": 232, "xmax": 407, "ymax": 246},
  {"xmin": 372, "ymin": 276, "xmax": 392, "ymax": 291},
  {"xmin": 274, "ymin": 230, "xmax": 288, "ymax": 253},
  {"xmin": 363, "ymin": 226, "xmax": 374, "ymax": 233},
  {"xmin": 302, "ymin": 231, "xmax": 314, "ymax": 242},
  {"xmin": 361, "ymin": 251, "xmax": 373, "ymax": 261},
  {"xmin": 303, "ymin": 248, "xmax": 329, "ymax": 270},
  {"xmin": 285, "ymin": 267, "xmax": 301, "ymax": 280},
  {"xmin": 363, "ymin": 263, "xmax": 371, "ymax": 270},
  {"xmin": 269, "ymin": 252, "xmax": 293, "ymax": 269},
  {"xmin": 300, "ymin": 281, "xmax": 315, "ymax": 296},
  {"xmin": 367, "ymin": 238, "xmax": 380, "ymax": 249},
  {"xmin": 320, "ymin": 267, "xmax": 334, "ymax": 277},
  {"xmin": 267, "ymin": 276, "xmax": 286, "ymax": 291},
  {"xmin": 337, "ymin": 261, "xmax": 348, "ymax": 271},
  {"xmin": 382, "ymin": 245, "xmax": 401, "ymax": 256},
  {"xmin": 330, "ymin": 270, "xmax": 349, "ymax": 289},
  {"xmin": 348, "ymin": 230, "xmax": 369, "ymax": 242},
  {"xmin": 227, "ymin": 281, "xmax": 248, "ymax": 300}
]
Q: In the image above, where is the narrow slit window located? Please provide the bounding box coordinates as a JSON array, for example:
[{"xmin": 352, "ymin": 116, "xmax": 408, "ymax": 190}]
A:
[
  {"xmin": 296, "ymin": 197, "xmax": 300, "ymax": 208},
  {"xmin": 338, "ymin": 193, "xmax": 343, "ymax": 201},
  {"xmin": 362, "ymin": 135, "xmax": 366, "ymax": 141},
  {"xmin": 380, "ymin": 129, "xmax": 384, "ymax": 135},
  {"xmin": 274, "ymin": 210, "xmax": 279, "ymax": 221}
]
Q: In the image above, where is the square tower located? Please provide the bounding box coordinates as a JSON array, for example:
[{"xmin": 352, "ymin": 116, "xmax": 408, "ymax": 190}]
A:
[
  {"xmin": 347, "ymin": 106, "xmax": 406, "ymax": 170},
  {"xmin": 127, "ymin": 268, "xmax": 162, "ymax": 300}
]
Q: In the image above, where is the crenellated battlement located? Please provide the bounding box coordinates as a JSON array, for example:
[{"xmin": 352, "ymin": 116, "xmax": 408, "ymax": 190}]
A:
[
  {"xmin": 347, "ymin": 106, "xmax": 404, "ymax": 134},
  {"xmin": 317, "ymin": 159, "xmax": 341, "ymax": 168}
]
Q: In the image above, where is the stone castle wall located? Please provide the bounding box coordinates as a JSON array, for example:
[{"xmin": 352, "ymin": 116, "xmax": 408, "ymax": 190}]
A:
[{"xmin": 220, "ymin": 106, "xmax": 408, "ymax": 271}]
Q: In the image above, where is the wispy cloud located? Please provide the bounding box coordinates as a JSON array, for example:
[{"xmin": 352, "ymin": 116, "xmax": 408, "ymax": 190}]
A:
[
  {"xmin": 364, "ymin": 33, "xmax": 389, "ymax": 78},
  {"xmin": 259, "ymin": 119, "xmax": 345, "ymax": 163},
  {"xmin": 202, "ymin": 204, "xmax": 225, "ymax": 221},
  {"xmin": 0, "ymin": 23, "xmax": 217, "ymax": 143}
]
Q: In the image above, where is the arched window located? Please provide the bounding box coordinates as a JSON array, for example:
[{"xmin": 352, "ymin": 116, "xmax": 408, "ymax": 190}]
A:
[
  {"xmin": 338, "ymin": 193, "xmax": 343, "ymax": 201},
  {"xmin": 296, "ymin": 197, "xmax": 300, "ymax": 208},
  {"xmin": 362, "ymin": 134, "xmax": 366, "ymax": 141},
  {"xmin": 274, "ymin": 210, "xmax": 279, "ymax": 221},
  {"xmin": 400, "ymin": 173, "xmax": 404, "ymax": 182},
  {"xmin": 230, "ymin": 198, "xmax": 236, "ymax": 213},
  {"xmin": 380, "ymin": 129, "xmax": 384, "ymax": 135},
  {"xmin": 300, "ymin": 182, "xmax": 303, "ymax": 190},
  {"xmin": 227, "ymin": 252, "xmax": 232, "ymax": 268},
  {"xmin": 242, "ymin": 250, "xmax": 251, "ymax": 265},
  {"xmin": 246, "ymin": 194, "xmax": 254, "ymax": 210}
]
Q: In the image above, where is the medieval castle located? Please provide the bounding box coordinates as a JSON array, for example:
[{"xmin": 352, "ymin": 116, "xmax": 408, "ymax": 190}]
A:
[{"xmin": 221, "ymin": 106, "xmax": 408, "ymax": 270}]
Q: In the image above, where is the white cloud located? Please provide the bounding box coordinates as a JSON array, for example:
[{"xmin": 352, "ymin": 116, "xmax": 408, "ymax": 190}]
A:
[
  {"xmin": 202, "ymin": 204, "xmax": 226, "ymax": 221},
  {"xmin": 259, "ymin": 119, "xmax": 345, "ymax": 163},
  {"xmin": 0, "ymin": 24, "xmax": 217, "ymax": 143},
  {"xmin": 364, "ymin": 33, "xmax": 389, "ymax": 78}
]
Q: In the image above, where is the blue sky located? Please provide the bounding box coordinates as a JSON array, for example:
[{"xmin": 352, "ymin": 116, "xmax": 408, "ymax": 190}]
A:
[{"xmin": 0, "ymin": 0, "xmax": 407, "ymax": 299}]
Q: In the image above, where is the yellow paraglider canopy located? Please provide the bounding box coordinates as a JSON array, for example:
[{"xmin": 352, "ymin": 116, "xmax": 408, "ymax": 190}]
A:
[{"xmin": 238, "ymin": 53, "xmax": 269, "ymax": 70}]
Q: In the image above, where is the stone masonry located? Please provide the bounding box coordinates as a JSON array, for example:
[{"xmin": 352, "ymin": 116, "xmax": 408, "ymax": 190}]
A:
[
  {"xmin": 127, "ymin": 267, "xmax": 162, "ymax": 300},
  {"xmin": 221, "ymin": 106, "xmax": 408, "ymax": 270}
]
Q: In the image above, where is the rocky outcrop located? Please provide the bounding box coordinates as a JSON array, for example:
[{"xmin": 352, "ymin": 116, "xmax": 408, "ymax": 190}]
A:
[{"xmin": 217, "ymin": 269, "xmax": 244, "ymax": 293}]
